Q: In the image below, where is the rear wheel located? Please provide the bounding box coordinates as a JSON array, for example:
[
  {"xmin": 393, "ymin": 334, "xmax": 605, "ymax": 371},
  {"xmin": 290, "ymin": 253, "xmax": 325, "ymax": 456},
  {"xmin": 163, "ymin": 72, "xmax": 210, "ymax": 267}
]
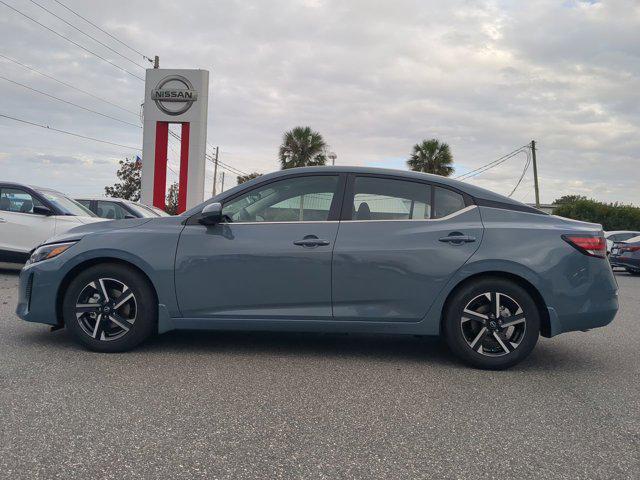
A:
[
  {"xmin": 443, "ymin": 277, "xmax": 540, "ymax": 369},
  {"xmin": 63, "ymin": 264, "xmax": 156, "ymax": 352}
]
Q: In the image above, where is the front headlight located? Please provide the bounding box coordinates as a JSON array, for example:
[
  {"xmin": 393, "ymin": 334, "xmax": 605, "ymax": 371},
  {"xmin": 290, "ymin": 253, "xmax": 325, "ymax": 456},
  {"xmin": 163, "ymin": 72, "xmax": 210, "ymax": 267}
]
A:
[{"xmin": 26, "ymin": 242, "xmax": 77, "ymax": 265}]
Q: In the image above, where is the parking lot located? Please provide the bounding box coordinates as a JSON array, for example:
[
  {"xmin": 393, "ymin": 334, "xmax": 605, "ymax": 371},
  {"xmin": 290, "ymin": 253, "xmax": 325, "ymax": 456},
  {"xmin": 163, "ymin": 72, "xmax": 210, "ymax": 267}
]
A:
[{"xmin": 0, "ymin": 270, "xmax": 638, "ymax": 479}]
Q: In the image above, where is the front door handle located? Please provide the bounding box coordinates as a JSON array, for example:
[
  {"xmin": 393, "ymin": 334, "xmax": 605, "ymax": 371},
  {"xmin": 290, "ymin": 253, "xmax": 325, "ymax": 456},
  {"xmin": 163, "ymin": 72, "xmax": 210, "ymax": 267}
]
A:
[
  {"xmin": 439, "ymin": 234, "xmax": 476, "ymax": 244},
  {"xmin": 293, "ymin": 235, "xmax": 330, "ymax": 247}
]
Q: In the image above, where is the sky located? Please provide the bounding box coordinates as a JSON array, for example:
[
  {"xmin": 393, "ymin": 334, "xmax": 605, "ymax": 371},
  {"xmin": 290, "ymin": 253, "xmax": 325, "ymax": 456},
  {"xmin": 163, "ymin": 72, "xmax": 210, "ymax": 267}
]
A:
[{"xmin": 0, "ymin": 0, "xmax": 638, "ymax": 205}]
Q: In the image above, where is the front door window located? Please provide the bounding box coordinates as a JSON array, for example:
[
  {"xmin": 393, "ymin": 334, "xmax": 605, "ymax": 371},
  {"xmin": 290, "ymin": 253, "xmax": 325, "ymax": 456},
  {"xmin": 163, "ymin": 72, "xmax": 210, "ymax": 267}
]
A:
[{"xmin": 222, "ymin": 176, "xmax": 339, "ymax": 223}]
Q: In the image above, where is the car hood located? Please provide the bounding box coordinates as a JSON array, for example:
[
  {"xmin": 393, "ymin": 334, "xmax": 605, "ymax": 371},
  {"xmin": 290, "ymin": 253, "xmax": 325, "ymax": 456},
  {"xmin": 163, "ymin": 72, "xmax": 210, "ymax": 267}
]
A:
[
  {"xmin": 46, "ymin": 218, "xmax": 155, "ymax": 244},
  {"xmin": 74, "ymin": 215, "xmax": 108, "ymax": 224}
]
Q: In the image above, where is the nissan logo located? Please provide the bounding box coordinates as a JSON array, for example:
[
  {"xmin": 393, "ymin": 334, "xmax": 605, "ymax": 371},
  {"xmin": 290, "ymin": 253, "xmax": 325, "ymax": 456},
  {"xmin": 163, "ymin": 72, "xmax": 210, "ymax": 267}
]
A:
[{"xmin": 151, "ymin": 75, "xmax": 198, "ymax": 116}]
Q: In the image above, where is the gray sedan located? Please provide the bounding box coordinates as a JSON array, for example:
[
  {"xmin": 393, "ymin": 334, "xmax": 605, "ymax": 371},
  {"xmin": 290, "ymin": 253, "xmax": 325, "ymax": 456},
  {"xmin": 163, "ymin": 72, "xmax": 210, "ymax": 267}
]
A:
[{"xmin": 16, "ymin": 167, "xmax": 618, "ymax": 369}]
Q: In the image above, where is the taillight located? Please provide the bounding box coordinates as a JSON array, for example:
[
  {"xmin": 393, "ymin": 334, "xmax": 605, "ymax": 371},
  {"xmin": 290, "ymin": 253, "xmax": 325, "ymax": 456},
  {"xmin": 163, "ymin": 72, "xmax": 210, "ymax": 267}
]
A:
[
  {"xmin": 621, "ymin": 245, "xmax": 640, "ymax": 253},
  {"xmin": 562, "ymin": 235, "xmax": 606, "ymax": 258}
]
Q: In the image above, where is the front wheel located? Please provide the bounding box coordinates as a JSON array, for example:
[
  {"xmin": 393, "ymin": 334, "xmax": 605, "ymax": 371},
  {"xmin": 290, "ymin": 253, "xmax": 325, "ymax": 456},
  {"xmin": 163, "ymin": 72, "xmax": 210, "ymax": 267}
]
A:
[
  {"xmin": 63, "ymin": 264, "xmax": 157, "ymax": 352},
  {"xmin": 443, "ymin": 278, "xmax": 540, "ymax": 370}
]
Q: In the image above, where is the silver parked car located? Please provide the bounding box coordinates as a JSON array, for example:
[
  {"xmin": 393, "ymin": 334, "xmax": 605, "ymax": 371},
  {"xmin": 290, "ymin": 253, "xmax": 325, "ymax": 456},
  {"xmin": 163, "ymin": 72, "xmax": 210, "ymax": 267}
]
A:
[{"xmin": 76, "ymin": 197, "xmax": 170, "ymax": 220}]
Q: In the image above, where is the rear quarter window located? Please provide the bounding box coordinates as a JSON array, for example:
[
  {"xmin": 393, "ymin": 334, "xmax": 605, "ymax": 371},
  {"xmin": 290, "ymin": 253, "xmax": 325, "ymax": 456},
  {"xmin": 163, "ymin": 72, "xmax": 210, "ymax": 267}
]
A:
[{"xmin": 433, "ymin": 187, "xmax": 466, "ymax": 218}]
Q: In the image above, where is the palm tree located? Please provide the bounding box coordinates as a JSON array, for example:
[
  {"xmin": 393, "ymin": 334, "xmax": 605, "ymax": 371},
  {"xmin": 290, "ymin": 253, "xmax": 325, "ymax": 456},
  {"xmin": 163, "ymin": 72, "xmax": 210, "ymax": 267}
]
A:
[
  {"xmin": 407, "ymin": 139, "xmax": 454, "ymax": 176},
  {"xmin": 279, "ymin": 126, "xmax": 328, "ymax": 169}
]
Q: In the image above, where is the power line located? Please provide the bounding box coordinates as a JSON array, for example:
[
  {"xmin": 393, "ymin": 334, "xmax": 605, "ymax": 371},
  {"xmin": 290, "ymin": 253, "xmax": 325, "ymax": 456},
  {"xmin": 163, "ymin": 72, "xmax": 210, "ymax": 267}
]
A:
[
  {"xmin": 169, "ymin": 130, "xmax": 249, "ymax": 177},
  {"xmin": 456, "ymin": 150, "xmax": 524, "ymax": 180},
  {"xmin": 29, "ymin": 0, "xmax": 146, "ymax": 70},
  {"xmin": 52, "ymin": 0, "xmax": 154, "ymax": 64},
  {"xmin": 0, "ymin": 113, "xmax": 141, "ymax": 150},
  {"xmin": 455, "ymin": 145, "xmax": 530, "ymax": 180},
  {"xmin": 508, "ymin": 150, "xmax": 531, "ymax": 197},
  {"xmin": 0, "ymin": 75, "xmax": 142, "ymax": 128},
  {"xmin": 0, "ymin": 0, "xmax": 144, "ymax": 81},
  {"xmin": 0, "ymin": 53, "xmax": 139, "ymax": 116}
]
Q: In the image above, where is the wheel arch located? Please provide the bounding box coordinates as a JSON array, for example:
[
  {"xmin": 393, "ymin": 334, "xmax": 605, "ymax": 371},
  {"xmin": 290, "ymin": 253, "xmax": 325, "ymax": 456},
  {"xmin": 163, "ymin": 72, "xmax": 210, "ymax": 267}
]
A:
[
  {"xmin": 440, "ymin": 271, "xmax": 551, "ymax": 337},
  {"xmin": 55, "ymin": 257, "xmax": 159, "ymax": 326}
]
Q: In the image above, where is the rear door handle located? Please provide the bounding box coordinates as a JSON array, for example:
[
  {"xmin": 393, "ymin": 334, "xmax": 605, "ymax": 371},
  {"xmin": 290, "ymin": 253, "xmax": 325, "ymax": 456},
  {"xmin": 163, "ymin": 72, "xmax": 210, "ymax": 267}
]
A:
[
  {"xmin": 439, "ymin": 234, "xmax": 476, "ymax": 244},
  {"xmin": 293, "ymin": 235, "xmax": 330, "ymax": 247}
]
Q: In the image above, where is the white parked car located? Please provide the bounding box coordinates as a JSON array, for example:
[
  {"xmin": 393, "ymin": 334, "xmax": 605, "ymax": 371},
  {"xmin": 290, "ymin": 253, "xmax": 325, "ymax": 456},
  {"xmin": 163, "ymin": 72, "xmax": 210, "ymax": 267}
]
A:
[
  {"xmin": 0, "ymin": 182, "xmax": 105, "ymax": 268},
  {"xmin": 604, "ymin": 230, "xmax": 640, "ymax": 254}
]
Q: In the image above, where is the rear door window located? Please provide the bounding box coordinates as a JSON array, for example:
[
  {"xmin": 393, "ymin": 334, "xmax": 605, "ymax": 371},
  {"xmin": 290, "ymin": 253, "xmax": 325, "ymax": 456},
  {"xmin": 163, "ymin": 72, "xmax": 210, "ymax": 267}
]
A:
[
  {"xmin": 351, "ymin": 177, "xmax": 431, "ymax": 220},
  {"xmin": 347, "ymin": 176, "xmax": 468, "ymax": 221}
]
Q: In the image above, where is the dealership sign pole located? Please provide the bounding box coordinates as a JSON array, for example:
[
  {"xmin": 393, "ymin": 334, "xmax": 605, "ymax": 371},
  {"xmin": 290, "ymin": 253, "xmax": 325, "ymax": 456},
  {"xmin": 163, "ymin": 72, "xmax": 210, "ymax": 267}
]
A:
[{"xmin": 141, "ymin": 69, "xmax": 209, "ymax": 213}]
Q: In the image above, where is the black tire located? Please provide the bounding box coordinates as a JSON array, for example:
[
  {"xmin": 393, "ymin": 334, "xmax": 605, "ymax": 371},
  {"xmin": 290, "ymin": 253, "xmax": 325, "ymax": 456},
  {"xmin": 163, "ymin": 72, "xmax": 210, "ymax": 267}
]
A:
[
  {"xmin": 63, "ymin": 264, "xmax": 157, "ymax": 352},
  {"xmin": 625, "ymin": 268, "xmax": 640, "ymax": 276},
  {"xmin": 443, "ymin": 277, "xmax": 540, "ymax": 370}
]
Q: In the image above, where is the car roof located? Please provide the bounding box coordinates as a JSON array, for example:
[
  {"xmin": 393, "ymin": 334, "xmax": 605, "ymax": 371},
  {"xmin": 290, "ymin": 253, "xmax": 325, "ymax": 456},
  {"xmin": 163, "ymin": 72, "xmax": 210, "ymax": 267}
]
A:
[
  {"xmin": 0, "ymin": 181, "xmax": 63, "ymax": 195},
  {"xmin": 622, "ymin": 235, "xmax": 640, "ymax": 244},
  {"xmin": 605, "ymin": 230, "xmax": 640, "ymax": 235},
  {"xmin": 76, "ymin": 196, "xmax": 129, "ymax": 202}
]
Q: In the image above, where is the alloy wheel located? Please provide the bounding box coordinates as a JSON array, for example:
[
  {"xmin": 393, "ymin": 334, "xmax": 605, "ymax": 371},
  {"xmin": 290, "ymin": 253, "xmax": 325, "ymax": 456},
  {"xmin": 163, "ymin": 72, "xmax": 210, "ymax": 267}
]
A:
[
  {"xmin": 75, "ymin": 278, "xmax": 137, "ymax": 341},
  {"xmin": 460, "ymin": 292, "xmax": 526, "ymax": 356}
]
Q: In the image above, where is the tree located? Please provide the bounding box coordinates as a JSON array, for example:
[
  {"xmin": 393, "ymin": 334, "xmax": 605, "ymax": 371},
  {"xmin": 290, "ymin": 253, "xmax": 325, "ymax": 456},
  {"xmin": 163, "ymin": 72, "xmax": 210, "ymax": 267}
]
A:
[
  {"xmin": 279, "ymin": 126, "xmax": 327, "ymax": 169},
  {"xmin": 164, "ymin": 182, "xmax": 179, "ymax": 215},
  {"xmin": 237, "ymin": 172, "xmax": 262, "ymax": 184},
  {"xmin": 105, "ymin": 157, "xmax": 142, "ymax": 200},
  {"xmin": 553, "ymin": 195, "xmax": 587, "ymax": 205},
  {"xmin": 407, "ymin": 139, "xmax": 454, "ymax": 176}
]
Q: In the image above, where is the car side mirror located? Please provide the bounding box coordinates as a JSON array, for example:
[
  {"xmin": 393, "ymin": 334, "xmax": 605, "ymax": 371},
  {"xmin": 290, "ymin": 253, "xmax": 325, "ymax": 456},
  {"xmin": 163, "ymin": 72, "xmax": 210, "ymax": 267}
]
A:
[
  {"xmin": 33, "ymin": 205, "xmax": 52, "ymax": 216},
  {"xmin": 199, "ymin": 202, "xmax": 223, "ymax": 226}
]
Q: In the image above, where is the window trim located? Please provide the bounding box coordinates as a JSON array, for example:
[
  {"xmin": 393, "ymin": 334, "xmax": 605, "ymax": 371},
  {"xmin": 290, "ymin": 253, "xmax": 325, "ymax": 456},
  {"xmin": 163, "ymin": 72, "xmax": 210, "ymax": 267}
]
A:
[
  {"xmin": 185, "ymin": 173, "xmax": 347, "ymax": 226},
  {"xmin": 340, "ymin": 173, "xmax": 473, "ymax": 222}
]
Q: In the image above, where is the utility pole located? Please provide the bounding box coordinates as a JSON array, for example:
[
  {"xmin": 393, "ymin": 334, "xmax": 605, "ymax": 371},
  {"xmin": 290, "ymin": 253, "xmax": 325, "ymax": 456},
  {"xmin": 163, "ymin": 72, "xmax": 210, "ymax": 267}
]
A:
[
  {"xmin": 328, "ymin": 151, "xmax": 337, "ymax": 166},
  {"xmin": 220, "ymin": 171, "xmax": 225, "ymax": 193},
  {"xmin": 153, "ymin": 56, "xmax": 159, "ymax": 69},
  {"xmin": 211, "ymin": 146, "xmax": 219, "ymax": 197},
  {"xmin": 531, "ymin": 140, "xmax": 540, "ymax": 208}
]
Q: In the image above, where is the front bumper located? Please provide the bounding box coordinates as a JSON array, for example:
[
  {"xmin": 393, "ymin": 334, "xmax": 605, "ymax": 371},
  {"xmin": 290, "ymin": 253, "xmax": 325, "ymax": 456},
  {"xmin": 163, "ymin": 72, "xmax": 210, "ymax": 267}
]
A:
[{"xmin": 16, "ymin": 261, "xmax": 63, "ymax": 326}]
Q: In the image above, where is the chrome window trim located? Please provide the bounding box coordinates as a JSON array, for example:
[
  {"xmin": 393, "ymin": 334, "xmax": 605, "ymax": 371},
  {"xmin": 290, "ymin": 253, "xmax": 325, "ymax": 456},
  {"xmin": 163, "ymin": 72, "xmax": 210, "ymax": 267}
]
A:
[
  {"xmin": 221, "ymin": 205, "xmax": 477, "ymax": 225},
  {"xmin": 345, "ymin": 205, "xmax": 477, "ymax": 223},
  {"xmin": 223, "ymin": 220, "xmax": 341, "ymax": 225}
]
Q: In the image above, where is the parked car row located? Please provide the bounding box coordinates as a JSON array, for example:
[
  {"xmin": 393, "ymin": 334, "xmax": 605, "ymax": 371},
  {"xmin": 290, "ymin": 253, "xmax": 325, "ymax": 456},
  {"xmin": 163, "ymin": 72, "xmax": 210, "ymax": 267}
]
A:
[
  {"xmin": 609, "ymin": 235, "xmax": 640, "ymax": 275},
  {"xmin": 0, "ymin": 182, "xmax": 166, "ymax": 268},
  {"xmin": 604, "ymin": 230, "xmax": 640, "ymax": 254}
]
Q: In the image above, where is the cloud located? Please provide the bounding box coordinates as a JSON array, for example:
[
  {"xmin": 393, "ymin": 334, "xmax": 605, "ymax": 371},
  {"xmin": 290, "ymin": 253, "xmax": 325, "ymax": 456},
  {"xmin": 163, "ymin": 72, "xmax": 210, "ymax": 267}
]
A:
[{"xmin": 0, "ymin": 0, "xmax": 638, "ymax": 205}]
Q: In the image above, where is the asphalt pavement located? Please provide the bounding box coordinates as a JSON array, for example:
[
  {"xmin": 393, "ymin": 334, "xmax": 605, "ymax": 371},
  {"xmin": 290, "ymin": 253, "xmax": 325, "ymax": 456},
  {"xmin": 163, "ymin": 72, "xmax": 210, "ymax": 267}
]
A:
[{"xmin": 0, "ymin": 269, "xmax": 638, "ymax": 479}]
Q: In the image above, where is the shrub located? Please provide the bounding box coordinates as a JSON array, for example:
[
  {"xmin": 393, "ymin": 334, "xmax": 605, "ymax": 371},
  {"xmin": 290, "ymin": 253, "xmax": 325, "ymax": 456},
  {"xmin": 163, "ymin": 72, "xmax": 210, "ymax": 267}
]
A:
[{"xmin": 553, "ymin": 199, "xmax": 640, "ymax": 230}]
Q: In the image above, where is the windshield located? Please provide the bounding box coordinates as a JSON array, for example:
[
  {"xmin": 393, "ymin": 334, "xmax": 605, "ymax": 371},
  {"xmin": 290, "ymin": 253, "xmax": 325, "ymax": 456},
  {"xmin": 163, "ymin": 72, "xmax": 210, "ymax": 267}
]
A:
[
  {"xmin": 38, "ymin": 189, "xmax": 96, "ymax": 216},
  {"xmin": 127, "ymin": 203, "xmax": 169, "ymax": 217}
]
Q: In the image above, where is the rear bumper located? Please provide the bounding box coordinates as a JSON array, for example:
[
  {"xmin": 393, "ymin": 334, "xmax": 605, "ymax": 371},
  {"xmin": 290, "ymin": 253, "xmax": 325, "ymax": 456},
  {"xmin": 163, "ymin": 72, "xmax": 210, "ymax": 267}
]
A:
[
  {"xmin": 610, "ymin": 256, "xmax": 640, "ymax": 270},
  {"xmin": 547, "ymin": 294, "xmax": 618, "ymax": 337}
]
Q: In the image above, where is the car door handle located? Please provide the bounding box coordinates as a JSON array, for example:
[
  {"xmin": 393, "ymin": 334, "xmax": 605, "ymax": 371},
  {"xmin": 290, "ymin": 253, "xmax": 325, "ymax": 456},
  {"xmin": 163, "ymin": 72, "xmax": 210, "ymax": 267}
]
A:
[
  {"xmin": 0, "ymin": 217, "xmax": 6, "ymax": 223},
  {"xmin": 293, "ymin": 237, "xmax": 330, "ymax": 247},
  {"xmin": 439, "ymin": 234, "xmax": 476, "ymax": 244}
]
